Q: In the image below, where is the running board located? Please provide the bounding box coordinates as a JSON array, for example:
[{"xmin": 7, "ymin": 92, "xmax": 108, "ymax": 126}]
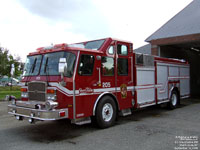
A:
[
  {"xmin": 119, "ymin": 108, "xmax": 132, "ymax": 117},
  {"xmin": 71, "ymin": 117, "xmax": 91, "ymax": 125}
]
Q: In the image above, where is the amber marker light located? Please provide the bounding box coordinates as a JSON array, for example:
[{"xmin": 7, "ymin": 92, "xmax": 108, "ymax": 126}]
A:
[
  {"xmin": 21, "ymin": 88, "xmax": 27, "ymax": 92},
  {"xmin": 47, "ymin": 89, "xmax": 56, "ymax": 94}
]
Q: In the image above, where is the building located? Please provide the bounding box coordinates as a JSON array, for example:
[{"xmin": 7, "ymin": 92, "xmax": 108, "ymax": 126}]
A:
[
  {"xmin": 134, "ymin": 44, "xmax": 151, "ymax": 55},
  {"xmin": 139, "ymin": 0, "xmax": 200, "ymax": 97},
  {"xmin": 146, "ymin": 0, "xmax": 200, "ymax": 54}
]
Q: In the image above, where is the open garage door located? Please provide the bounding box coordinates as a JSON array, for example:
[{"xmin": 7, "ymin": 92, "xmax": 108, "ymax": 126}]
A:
[{"xmin": 159, "ymin": 42, "xmax": 200, "ymax": 97}]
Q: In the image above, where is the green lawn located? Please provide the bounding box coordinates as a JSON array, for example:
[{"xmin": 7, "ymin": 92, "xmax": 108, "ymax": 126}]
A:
[{"xmin": 0, "ymin": 86, "xmax": 21, "ymax": 100}]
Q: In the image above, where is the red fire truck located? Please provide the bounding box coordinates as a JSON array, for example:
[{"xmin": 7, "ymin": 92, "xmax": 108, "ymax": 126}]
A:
[{"xmin": 8, "ymin": 38, "xmax": 190, "ymax": 128}]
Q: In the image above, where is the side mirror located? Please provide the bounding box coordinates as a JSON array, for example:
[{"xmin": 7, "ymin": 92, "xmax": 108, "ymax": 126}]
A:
[
  {"xmin": 58, "ymin": 58, "xmax": 67, "ymax": 86},
  {"xmin": 58, "ymin": 58, "xmax": 67, "ymax": 74}
]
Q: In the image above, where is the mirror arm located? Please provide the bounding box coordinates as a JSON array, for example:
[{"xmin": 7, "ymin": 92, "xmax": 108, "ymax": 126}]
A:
[{"xmin": 60, "ymin": 73, "xmax": 66, "ymax": 87}]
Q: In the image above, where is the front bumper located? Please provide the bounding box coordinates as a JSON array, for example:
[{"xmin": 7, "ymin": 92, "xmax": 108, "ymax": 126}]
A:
[{"xmin": 8, "ymin": 101, "xmax": 68, "ymax": 121}]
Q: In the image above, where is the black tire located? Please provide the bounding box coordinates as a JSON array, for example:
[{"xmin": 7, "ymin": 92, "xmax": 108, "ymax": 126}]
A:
[
  {"xmin": 95, "ymin": 96, "xmax": 117, "ymax": 128},
  {"xmin": 168, "ymin": 90, "xmax": 179, "ymax": 109}
]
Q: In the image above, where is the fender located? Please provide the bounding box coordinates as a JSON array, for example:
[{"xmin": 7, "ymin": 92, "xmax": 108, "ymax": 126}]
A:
[
  {"xmin": 169, "ymin": 86, "xmax": 174, "ymax": 99},
  {"xmin": 169, "ymin": 85, "xmax": 179, "ymax": 98},
  {"xmin": 93, "ymin": 92, "xmax": 119, "ymax": 116}
]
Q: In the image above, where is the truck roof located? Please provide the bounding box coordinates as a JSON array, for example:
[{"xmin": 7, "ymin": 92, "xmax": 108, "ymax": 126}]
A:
[{"xmin": 28, "ymin": 37, "xmax": 133, "ymax": 56}]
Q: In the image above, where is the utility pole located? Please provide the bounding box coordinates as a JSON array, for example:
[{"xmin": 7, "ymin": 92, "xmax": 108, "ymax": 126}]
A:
[{"xmin": 10, "ymin": 64, "xmax": 15, "ymax": 90}]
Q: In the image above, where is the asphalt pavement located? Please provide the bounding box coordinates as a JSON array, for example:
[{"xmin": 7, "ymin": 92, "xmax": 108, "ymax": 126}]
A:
[{"xmin": 0, "ymin": 98, "xmax": 199, "ymax": 150}]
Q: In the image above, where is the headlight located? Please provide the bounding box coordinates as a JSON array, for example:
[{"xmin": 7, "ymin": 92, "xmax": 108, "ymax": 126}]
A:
[
  {"xmin": 46, "ymin": 94, "xmax": 57, "ymax": 101},
  {"xmin": 21, "ymin": 88, "xmax": 28, "ymax": 99},
  {"xmin": 46, "ymin": 89, "xmax": 57, "ymax": 101},
  {"xmin": 21, "ymin": 92, "xmax": 28, "ymax": 98}
]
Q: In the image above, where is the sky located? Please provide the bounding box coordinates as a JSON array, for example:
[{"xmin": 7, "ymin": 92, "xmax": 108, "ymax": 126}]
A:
[{"xmin": 0, "ymin": 0, "xmax": 193, "ymax": 62}]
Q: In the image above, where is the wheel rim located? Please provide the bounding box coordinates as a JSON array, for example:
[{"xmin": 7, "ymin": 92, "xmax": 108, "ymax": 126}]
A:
[
  {"xmin": 171, "ymin": 94, "xmax": 177, "ymax": 106},
  {"xmin": 102, "ymin": 103, "xmax": 113, "ymax": 122}
]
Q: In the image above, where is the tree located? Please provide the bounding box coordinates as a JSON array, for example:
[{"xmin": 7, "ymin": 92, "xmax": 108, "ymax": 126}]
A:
[
  {"xmin": 0, "ymin": 47, "xmax": 9, "ymax": 77},
  {"xmin": 0, "ymin": 46, "xmax": 23, "ymax": 78}
]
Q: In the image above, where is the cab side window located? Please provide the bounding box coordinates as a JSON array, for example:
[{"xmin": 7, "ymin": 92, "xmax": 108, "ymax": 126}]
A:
[
  {"xmin": 108, "ymin": 46, "xmax": 114, "ymax": 55},
  {"xmin": 101, "ymin": 57, "xmax": 114, "ymax": 76},
  {"xmin": 78, "ymin": 55, "xmax": 94, "ymax": 75},
  {"xmin": 118, "ymin": 58, "xmax": 128, "ymax": 75},
  {"xmin": 117, "ymin": 44, "xmax": 128, "ymax": 55}
]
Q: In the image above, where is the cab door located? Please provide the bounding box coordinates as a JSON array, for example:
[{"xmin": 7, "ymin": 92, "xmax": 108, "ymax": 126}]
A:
[
  {"xmin": 115, "ymin": 42, "xmax": 133, "ymax": 110},
  {"xmin": 75, "ymin": 53, "xmax": 99, "ymax": 118}
]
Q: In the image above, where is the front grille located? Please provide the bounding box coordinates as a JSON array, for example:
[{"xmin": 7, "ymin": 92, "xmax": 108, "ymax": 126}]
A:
[{"xmin": 28, "ymin": 82, "xmax": 46, "ymax": 101}]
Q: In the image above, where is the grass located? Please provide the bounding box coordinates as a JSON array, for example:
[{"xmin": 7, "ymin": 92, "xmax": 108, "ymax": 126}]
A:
[{"xmin": 0, "ymin": 86, "xmax": 21, "ymax": 100}]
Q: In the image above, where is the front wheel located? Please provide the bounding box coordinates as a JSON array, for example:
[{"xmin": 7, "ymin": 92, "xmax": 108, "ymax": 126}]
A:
[
  {"xmin": 95, "ymin": 96, "xmax": 117, "ymax": 128},
  {"xmin": 168, "ymin": 90, "xmax": 179, "ymax": 109}
]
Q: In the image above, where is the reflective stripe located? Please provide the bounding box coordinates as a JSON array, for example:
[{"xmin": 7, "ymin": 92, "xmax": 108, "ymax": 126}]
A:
[
  {"xmin": 168, "ymin": 76, "xmax": 189, "ymax": 80},
  {"xmin": 22, "ymin": 82, "xmax": 167, "ymax": 97}
]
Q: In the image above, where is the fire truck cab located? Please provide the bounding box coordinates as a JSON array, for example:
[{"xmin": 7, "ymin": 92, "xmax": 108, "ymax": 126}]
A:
[{"xmin": 8, "ymin": 38, "xmax": 190, "ymax": 128}]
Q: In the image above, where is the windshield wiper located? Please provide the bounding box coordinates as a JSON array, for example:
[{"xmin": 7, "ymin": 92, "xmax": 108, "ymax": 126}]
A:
[
  {"xmin": 31, "ymin": 59, "xmax": 37, "ymax": 73},
  {"xmin": 25, "ymin": 58, "xmax": 37, "ymax": 86},
  {"xmin": 44, "ymin": 57, "xmax": 49, "ymax": 86}
]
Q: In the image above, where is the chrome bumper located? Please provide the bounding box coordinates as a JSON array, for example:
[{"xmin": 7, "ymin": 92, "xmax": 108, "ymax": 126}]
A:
[{"xmin": 8, "ymin": 102, "xmax": 68, "ymax": 121}]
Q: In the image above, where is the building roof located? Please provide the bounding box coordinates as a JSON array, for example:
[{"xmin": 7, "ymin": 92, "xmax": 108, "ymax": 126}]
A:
[
  {"xmin": 134, "ymin": 44, "xmax": 151, "ymax": 55},
  {"xmin": 146, "ymin": 0, "xmax": 200, "ymax": 42}
]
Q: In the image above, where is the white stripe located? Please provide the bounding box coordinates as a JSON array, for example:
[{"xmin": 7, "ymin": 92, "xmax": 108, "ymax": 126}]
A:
[
  {"xmin": 168, "ymin": 76, "xmax": 189, "ymax": 80},
  {"xmin": 50, "ymin": 82, "xmax": 74, "ymax": 95},
  {"xmin": 49, "ymin": 82, "xmax": 135, "ymax": 96},
  {"xmin": 181, "ymin": 95, "xmax": 190, "ymax": 99},
  {"xmin": 94, "ymin": 87, "xmax": 116, "ymax": 93},
  {"xmin": 23, "ymin": 81, "xmax": 167, "ymax": 96},
  {"xmin": 139, "ymin": 102, "xmax": 156, "ymax": 108},
  {"xmin": 136, "ymin": 67, "xmax": 155, "ymax": 71},
  {"xmin": 135, "ymin": 85, "xmax": 156, "ymax": 90}
]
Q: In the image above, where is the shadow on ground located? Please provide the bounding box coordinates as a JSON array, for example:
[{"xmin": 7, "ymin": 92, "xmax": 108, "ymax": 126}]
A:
[{"xmin": 5, "ymin": 98, "xmax": 200, "ymax": 143}]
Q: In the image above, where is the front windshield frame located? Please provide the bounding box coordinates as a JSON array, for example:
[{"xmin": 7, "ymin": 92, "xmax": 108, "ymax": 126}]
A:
[
  {"xmin": 40, "ymin": 51, "xmax": 76, "ymax": 77},
  {"xmin": 23, "ymin": 55, "xmax": 42, "ymax": 76}
]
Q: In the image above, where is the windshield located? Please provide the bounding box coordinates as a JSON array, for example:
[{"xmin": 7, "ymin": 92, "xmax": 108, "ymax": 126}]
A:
[
  {"xmin": 70, "ymin": 39, "xmax": 105, "ymax": 50},
  {"xmin": 23, "ymin": 55, "xmax": 42, "ymax": 76},
  {"xmin": 40, "ymin": 52, "xmax": 76, "ymax": 77},
  {"xmin": 85, "ymin": 39, "xmax": 105, "ymax": 50}
]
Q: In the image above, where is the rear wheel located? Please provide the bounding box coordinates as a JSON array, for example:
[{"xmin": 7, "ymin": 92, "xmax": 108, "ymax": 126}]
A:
[
  {"xmin": 168, "ymin": 90, "xmax": 179, "ymax": 109},
  {"xmin": 95, "ymin": 96, "xmax": 117, "ymax": 128}
]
